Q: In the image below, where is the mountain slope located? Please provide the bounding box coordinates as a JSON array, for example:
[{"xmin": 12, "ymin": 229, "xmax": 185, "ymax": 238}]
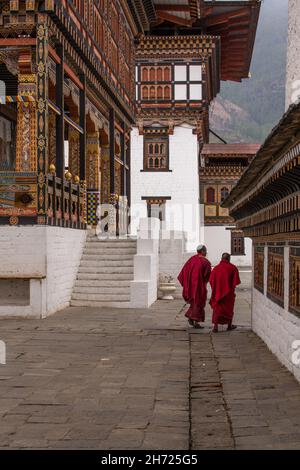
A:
[{"xmin": 210, "ymin": 0, "xmax": 288, "ymax": 144}]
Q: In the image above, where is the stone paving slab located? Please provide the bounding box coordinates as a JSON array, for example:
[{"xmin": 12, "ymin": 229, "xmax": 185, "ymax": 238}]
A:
[
  {"xmin": 0, "ymin": 300, "xmax": 189, "ymax": 450},
  {"xmin": 190, "ymin": 292, "xmax": 300, "ymax": 450},
  {"xmin": 0, "ymin": 290, "xmax": 300, "ymax": 449}
]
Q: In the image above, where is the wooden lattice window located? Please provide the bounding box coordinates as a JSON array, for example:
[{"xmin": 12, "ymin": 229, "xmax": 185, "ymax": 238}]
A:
[
  {"xmin": 231, "ymin": 231, "xmax": 245, "ymax": 256},
  {"xmin": 254, "ymin": 245, "xmax": 264, "ymax": 293},
  {"xmin": 267, "ymin": 247, "xmax": 284, "ymax": 307},
  {"xmin": 290, "ymin": 247, "xmax": 300, "ymax": 316},
  {"xmin": 144, "ymin": 135, "xmax": 169, "ymax": 171}
]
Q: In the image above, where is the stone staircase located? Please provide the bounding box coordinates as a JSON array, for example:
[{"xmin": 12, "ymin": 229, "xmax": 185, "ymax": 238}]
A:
[{"xmin": 71, "ymin": 236, "xmax": 137, "ymax": 308}]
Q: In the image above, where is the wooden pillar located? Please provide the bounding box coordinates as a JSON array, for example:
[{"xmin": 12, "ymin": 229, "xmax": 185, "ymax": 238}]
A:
[
  {"xmin": 36, "ymin": 18, "xmax": 49, "ymax": 224},
  {"xmin": 16, "ymin": 69, "xmax": 36, "ymax": 172},
  {"xmin": 79, "ymin": 73, "xmax": 86, "ymax": 181},
  {"xmin": 68, "ymin": 129, "xmax": 80, "ymax": 177},
  {"xmin": 109, "ymin": 108, "xmax": 116, "ymax": 234},
  {"xmin": 121, "ymin": 122, "xmax": 126, "ymax": 197},
  {"xmin": 86, "ymin": 132, "xmax": 101, "ymax": 227},
  {"xmin": 55, "ymin": 44, "xmax": 64, "ymax": 179},
  {"xmin": 100, "ymin": 145, "xmax": 110, "ymax": 204},
  {"xmin": 109, "ymin": 108, "xmax": 115, "ymax": 198},
  {"xmin": 119, "ymin": 122, "xmax": 128, "ymax": 235},
  {"xmin": 126, "ymin": 133, "xmax": 131, "ymax": 210}
]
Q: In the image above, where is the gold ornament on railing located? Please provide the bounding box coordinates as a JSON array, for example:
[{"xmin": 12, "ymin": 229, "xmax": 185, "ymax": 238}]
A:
[
  {"xmin": 73, "ymin": 175, "xmax": 80, "ymax": 184},
  {"xmin": 65, "ymin": 171, "xmax": 72, "ymax": 181},
  {"xmin": 49, "ymin": 163, "xmax": 56, "ymax": 174}
]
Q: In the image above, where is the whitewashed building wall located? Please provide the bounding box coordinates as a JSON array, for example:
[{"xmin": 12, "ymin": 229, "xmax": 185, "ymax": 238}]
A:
[
  {"xmin": 130, "ymin": 125, "xmax": 202, "ymax": 252},
  {"xmin": 0, "ymin": 226, "xmax": 86, "ymax": 318}
]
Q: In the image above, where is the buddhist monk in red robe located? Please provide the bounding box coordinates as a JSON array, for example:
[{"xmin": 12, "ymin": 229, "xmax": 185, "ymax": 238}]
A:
[
  {"xmin": 209, "ymin": 253, "xmax": 241, "ymax": 333},
  {"xmin": 178, "ymin": 245, "xmax": 211, "ymax": 329}
]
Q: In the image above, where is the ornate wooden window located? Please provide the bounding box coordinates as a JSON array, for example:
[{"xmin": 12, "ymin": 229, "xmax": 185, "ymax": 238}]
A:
[
  {"xmin": 267, "ymin": 247, "xmax": 284, "ymax": 307},
  {"xmin": 254, "ymin": 245, "xmax": 264, "ymax": 293},
  {"xmin": 206, "ymin": 187, "xmax": 215, "ymax": 203},
  {"xmin": 231, "ymin": 231, "xmax": 245, "ymax": 256},
  {"xmin": 144, "ymin": 135, "xmax": 169, "ymax": 171},
  {"xmin": 290, "ymin": 247, "xmax": 300, "ymax": 316}
]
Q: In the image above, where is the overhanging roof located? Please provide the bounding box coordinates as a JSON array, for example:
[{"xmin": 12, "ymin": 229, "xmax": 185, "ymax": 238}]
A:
[
  {"xmin": 201, "ymin": 143, "xmax": 260, "ymax": 156},
  {"xmin": 136, "ymin": 0, "xmax": 261, "ymax": 82},
  {"xmin": 223, "ymin": 102, "xmax": 300, "ymax": 209}
]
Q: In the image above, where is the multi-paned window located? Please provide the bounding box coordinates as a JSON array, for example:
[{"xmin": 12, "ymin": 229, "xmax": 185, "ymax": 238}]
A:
[
  {"xmin": 144, "ymin": 135, "xmax": 169, "ymax": 171},
  {"xmin": 138, "ymin": 63, "xmax": 203, "ymax": 102},
  {"xmin": 174, "ymin": 64, "xmax": 202, "ymax": 101},
  {"xmin": 231, "ymin": 230, "xmax": 245, "ymax": 256}
]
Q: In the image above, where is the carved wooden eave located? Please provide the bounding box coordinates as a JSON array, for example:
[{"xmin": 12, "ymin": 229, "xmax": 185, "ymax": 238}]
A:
[
  {"xmin": 126, "ymin": 0, "xmax": 156, "ymax": 32},
  {"xmin": 222, "ymin": 102, "xmax": 300, "ymax": 239},
  {"xmin": 145, "ymin": 1, "xmax": 261, "ymax": 82},
  {"xmin": 136, "ymin": 34, "xmax": 220, "ymax": 59},
  {"xmin": 224, "ymin": 103, "xmax": 300, "ymax": 211}
]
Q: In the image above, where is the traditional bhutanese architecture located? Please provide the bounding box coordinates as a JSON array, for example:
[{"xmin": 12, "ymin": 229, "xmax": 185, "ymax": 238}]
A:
[
  {"xmin": 145, "ymin": 0, "xmax": 261, "ymax": 83},
  {"xmin": 0, "ymin": 0, "xmax": 148, "ymax": 316},
  {"xmin": 131, "ymin": 1, "xmax": 261, "ymax": 250},
  {"xmin": 223, "ymin": 103, "xmax": 300, "ymax": 383},
  {"xmin": 131, "ymin": 34, "xmax": 220, "ymax": 249},
  {"xmin": 0, "ymin": 0, "xmax": 261, "ymax": 315},
  {"xmin": 200, "ymin": 143, "xmax": 260, "ymax": 266},
  {"xmin": 0, "ymin": 0, "xmax": 139, "ymax": 230}
]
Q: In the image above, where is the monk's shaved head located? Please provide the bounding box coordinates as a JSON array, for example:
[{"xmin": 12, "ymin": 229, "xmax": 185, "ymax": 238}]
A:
[
  {"xmin": 197, "ymin": 245, "xmax": 207, "ymax": 256},
  {"xmin": 222, "ymin": 253, "xmax": 231, "ymax": 262}
]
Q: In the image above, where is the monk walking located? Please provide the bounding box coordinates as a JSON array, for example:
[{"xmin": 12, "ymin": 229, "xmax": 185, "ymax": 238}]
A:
[
  {"xmin": 178, "ymin": 245, "xmax": 211, "ymax": 329},
  {"xmin": 209, "ymin": 253, "xmax": 241, "ymax": 333}
]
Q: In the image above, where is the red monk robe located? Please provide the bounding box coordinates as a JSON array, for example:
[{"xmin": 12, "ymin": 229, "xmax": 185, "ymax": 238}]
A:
[
  {"xmin": 178, "ymin": 255, "xmax": 211, "ymax": 324},
  {"xmin": 209, "ymin": 259, "xmax": 241, "ymax": 327}
]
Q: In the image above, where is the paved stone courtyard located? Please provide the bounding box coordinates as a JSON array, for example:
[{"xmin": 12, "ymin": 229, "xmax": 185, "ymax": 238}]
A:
[{"xmin": 1, "ymin": 290, "xmax": 300, "ymax": 449}]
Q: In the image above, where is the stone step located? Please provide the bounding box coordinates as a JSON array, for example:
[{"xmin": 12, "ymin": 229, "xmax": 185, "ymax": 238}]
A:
[
  {"xmin": 77, "ymin": 272, "xmax": 133, "ymax": 281},
  {"xmin": 83, "ymin": 247, "xmax": 136, "ymax": 255},
  {"xmin": 86, "ymin": 239, "xmax": 136, "ymax": 247},
  {"xmin": 75, "ymin": 279, "xmax": 131, "ymax": 287},
  {"xmin": 78, "ymin": 266, "xmax": 133, "ymax": 274},
  {"xmin": 81, "ymin": 254, "xmax": 134, "ymax": 261},
  {"xmin": 70, "ymin": 299, "xmax": 132, "ymax": 308},
  {"xmin": 72, "ymin": 293, "xmax": 130, "ymax": 302},
  {"xmin": 79, "ymin": 259, "xmax": 134, "ymax": 267},
  {"xmin": 73, "ymin": 286, "xmax": 130, "ymax": 295}
]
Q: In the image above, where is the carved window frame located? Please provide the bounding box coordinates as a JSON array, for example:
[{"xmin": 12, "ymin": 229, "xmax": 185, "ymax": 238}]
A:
[
  {"xmin": 231, "ymin": 231, "xmax": 245, "ymax": 256},
  {"xmin": 143, "ymin": 134, "xmax": 170, "ymax": 172}
]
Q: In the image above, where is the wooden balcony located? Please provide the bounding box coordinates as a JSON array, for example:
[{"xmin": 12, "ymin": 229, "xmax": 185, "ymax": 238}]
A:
[{"xmin": 47, "ymin": 175, "xmax": 86, "ymax": 230}]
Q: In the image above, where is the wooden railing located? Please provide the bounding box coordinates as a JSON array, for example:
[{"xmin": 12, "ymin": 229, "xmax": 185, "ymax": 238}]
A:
[{"xmin": 47, "ymin": 175, "xmax": 86, "ymax": 229}]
